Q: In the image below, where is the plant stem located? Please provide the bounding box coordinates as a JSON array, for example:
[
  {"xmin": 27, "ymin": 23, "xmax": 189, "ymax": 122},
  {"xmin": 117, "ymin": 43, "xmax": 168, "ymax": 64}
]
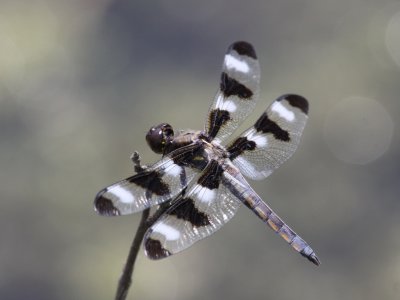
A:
[
  {"xmin": 114, "ymin": 202, "xmax": 171, "ymax": 300},
  {"xmin": 115, "ymin": 208, "xmax": 150, "ymax": 300}
]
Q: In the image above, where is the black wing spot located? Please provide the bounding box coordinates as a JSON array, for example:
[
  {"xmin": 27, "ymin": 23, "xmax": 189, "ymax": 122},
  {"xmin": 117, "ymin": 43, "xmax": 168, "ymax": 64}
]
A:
[
  {"xmin": 278, "ymin": 94, "xmax": 309, "ymax": 115},
  {"xmin": 128, "ymin": 171, "xmax": 170, "ymax": 196},
  {"xmin": 198, "ymin": 160, "xmax": 223, "ymax": 190},
  {"xmin": 220, "ymin": 72, "xmax": 253, "ymax": 99},
  {"xmin": 207, "ymin": 109, "xmax": 231, "ymax": 139},
  {"xmin": 254, "ymin": 113, "xmax": 290, "ymax": 142},
  {"xmin": 94, "ymin": 192, "xmax": 120, "ymax": 216},
  {"xmin": 145, "ymin": 237, "xmax": 171, "ymax": 260},
  {"xmin": 229, "ymin": 41, "xmax": 257, "ymax": 59},
  {"xmin": 227, "ymin": 137, "xmax": 257, "ymax": 160},
  {"xmin": 168, "ymin": 198, "xmax": 210, "ymax": 227}
]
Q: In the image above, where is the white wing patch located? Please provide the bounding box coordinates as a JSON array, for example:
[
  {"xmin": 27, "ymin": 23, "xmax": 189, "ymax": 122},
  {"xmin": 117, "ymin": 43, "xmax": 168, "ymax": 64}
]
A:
[
  {"xmin": 163, "ymin": 160, "xmax": 183, "ymax": 177},
  {"xmin": 271, "ymin": 101, "xmax": 295, "ymax": 122},
  {"xmin": 194, "ymin": 185, "xmax": 216, "ymax": 203},
  {"xmin": 224, "ymin": 54, "xmax": 250, "ymax": 73},
  {"xmin": 222, "ymin": 100, "xmax": 237, "ymax": 113},
  {"xmin": 215, "ymin": 95, "xmax": 237, "ymax": 113},
  {"xmin": 152, "ymin": 222, "xmax": 181, "ymax": 240},
  {"xmin": 246, "ymin": 129, "xmax": 268, "ymax": 147},
  {"xmin": 108, "ymin": 186, "xmax": 134, "ymax": 204}
]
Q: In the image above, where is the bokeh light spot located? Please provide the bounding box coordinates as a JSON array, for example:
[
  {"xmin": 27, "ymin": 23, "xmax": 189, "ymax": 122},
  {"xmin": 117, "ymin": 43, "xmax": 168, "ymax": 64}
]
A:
[
  {"xmin": 386, "ymin": 10, "xmax": 400, "ymax": 68},
  {"xmin": 323, "ymin": 96, "xmax": 394, "ymax": 165}
]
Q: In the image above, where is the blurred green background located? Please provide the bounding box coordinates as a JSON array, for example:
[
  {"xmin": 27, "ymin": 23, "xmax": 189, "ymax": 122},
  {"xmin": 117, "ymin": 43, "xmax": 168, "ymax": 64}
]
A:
[{"xmin": 1, "ymin": 0, "xmax": 400, "ymax": 299}]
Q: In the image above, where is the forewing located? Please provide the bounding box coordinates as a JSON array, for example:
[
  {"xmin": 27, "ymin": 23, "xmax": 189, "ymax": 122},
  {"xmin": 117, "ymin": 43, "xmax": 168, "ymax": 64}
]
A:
[
  {"xmin": 205, "ymin": 41, "xmax": 260, "ymax": 143},
  {"xmin": 144, "ymin": 160, "xmax": 241, "ymax": 259},
  {"xmin": 227, "ymin": 94, "xmax": 309, "ymax": 180},
  {"xmin": 94, "ymin": 143, "xmax": 204, "ymax": 216}
]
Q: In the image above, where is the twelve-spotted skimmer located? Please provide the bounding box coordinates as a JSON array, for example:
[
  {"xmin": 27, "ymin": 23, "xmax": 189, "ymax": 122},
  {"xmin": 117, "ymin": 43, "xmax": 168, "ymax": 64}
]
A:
[{"xmin": 94, "ymin": 41, "xmax": 320, "ymax": 265}]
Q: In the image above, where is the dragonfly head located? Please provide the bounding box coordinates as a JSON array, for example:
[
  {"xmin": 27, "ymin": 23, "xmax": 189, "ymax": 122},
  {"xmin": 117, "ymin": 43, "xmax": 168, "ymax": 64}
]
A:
[{"xmin": 146, "ymin": 123, "xmax": 174, "ymax": 154}]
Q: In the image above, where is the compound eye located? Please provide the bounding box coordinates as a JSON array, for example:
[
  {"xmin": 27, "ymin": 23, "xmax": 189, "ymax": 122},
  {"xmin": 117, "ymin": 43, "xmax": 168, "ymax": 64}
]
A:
[{"xmin": 146, "ymin": 123, "xmax": 174, "ymax": 154}]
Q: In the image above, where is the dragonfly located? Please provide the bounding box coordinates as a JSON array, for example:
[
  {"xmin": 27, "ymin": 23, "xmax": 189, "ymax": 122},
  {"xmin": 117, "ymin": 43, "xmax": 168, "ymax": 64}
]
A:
[{"xmin": 94, "ymin": 41, "xmax": 320, "ymax": 265}]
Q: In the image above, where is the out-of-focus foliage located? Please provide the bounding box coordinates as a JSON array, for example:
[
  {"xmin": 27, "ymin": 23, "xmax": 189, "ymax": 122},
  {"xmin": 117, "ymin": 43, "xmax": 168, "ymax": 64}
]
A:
[{"xmin": 1, "ymin": 1, "xmax": 400, "ymax": 299}]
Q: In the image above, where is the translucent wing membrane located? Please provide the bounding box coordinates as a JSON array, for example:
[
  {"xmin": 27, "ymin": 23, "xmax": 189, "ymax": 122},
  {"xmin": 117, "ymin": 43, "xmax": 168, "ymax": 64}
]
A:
[
  {"xmin": 205, "ymin": 41, "xmax": 260, "ymax": 143},
  {"xmin": 94, "ymin": 143, "xmax": 203, "ymax": 216},
  {"xmin": 227, "ymin": 94, "xmax": 309, "ymax": 180},
  {"xmin": 144, "ymin": 160, "xmax": 241, "ymax": 259}
]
